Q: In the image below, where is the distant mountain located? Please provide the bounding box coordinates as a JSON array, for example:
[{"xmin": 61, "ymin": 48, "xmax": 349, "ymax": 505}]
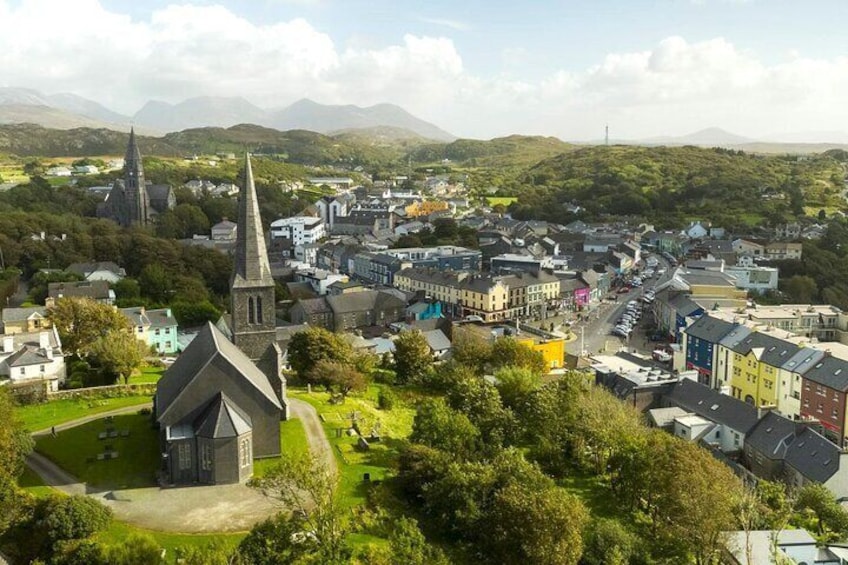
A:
[
  {"xmin": 641, "ymin": 127, "xmax": 755, "ymax": 147},
  {"xmin": 271, "ymin": 99, "xmax": 455, "ymax": 141},
  {"xmin": 410, "ymin": 134, "xmax": 575, "ymax": 167},
  {"xmin": 0, "ymin": 123, "xmax": 179, "ymax": 157},
  {"xmin": 47, "ymin": 92, "xmax": 129, "ymax": 124},
  {"xmin": 133, "ymin": 96, "xmax": 268, "ymax": 132}
]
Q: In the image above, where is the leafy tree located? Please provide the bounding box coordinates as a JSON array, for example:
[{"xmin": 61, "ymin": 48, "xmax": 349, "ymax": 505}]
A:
[
  {"xmin": 796, "ymin": 482, "xmax": 848, "ymax": 537},
  {"xmin": 171, "ymin": 300, "xmax": 221, "ymax": 327},
  {"xmin": 410, "ymin": 398, "xmax": 481, "ymax": 458},
  {"xmin": 446, "ymin": 373, "xmax": 518, "ymax": 448},
  {"xmin": 450, "ymin": 329, "xmax": 492, "ymax": 374},
  {"xmin": 493, "ymin": 366, "xmax": 541, "ymax": 411},
  {"xmin": 104, "ymin": 534, "xmax": 163, "ymax": 565},
  {"xmin": 308, "ymin": 359, "xmax": 367, "ymax": 398},
  {"xmin": 251, "ymin": 453, "xmax": 350, "ymax": 564},
  {"xmin": 50, "ymin": 539, "xmax": 109, "ymax": 565},
  {"xmin": 386, "ymin": 516, "xmax": 450, "ymax": 565},
  {"xmin": 784, "ymin": 275, "xmax": 818, "ymax": 303},
  {"xmin": 397, "ymin": 443, "xmax": 452, "ymax": 500},
  {"xmin": 393, "ymin": 330, "xmax": 433, "ymax": 384},
  {"xmin": 581, "ymin": 518, "xmax": 639, "ymax": 565},
  {"xmin": 41, "ymin": 495, "xmax": 112, "ymax": 545},
  {"xmin": 0, "ymin": 387, "xmax": 34, "ymax": 532},
  {"xmin": 88, "ymin": 329, "xmax": 149, "ymax": 384},
  {"xmin": 137, "ymin": 263, "xmax": 173, "ymax": 305},
  {"xmin": 490, "ymin": 337, "xmax": 547, "ymax": 375},
  {"xmin": 287, "ymin": 327, "xmax": 354, "ymax": 380},
  {"xmin": 236, "ymin": 513, "xmax": 311, "ymax": 565},
  {"xmin": 48, "ymin": 297, "xmax": 130, "ymax": 356},
  {"xmin": 174, "ymin": 539, "xmax": 236, "ymax": 565}
]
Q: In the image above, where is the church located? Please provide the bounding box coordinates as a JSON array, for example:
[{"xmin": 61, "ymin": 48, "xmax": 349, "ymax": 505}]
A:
[
  {"xmin": 154, "ymin": 155, "xmax": 289, "ymax": 485},
  {"xmin": 97, "ymin": 129, "xmax": 175, "ymax": 227}
]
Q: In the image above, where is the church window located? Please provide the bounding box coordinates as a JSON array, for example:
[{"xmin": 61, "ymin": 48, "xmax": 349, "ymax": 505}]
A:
[
  {"xmin": 248, "ymin": 297, "xmax": 255, "ymax": 324},
  {"xmin": 178, "ymin": 442, "xmax": 192, "ymax": 470},
  {"xmin": 200, "ymin": 443, "xmax": 212, "ymax": 471},
  {"xmin": 256, "ymin": 296, "xmax": 263, "ymax": 324},
  {"xmin": 240, "ymin": 439, "xmax": 251, "ymax": 467}
]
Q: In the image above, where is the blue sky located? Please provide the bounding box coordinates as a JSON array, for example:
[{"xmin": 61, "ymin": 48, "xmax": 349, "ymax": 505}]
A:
[{"xmin": 3, "ymin": 0, "xmax": 848, "ymax": 140}]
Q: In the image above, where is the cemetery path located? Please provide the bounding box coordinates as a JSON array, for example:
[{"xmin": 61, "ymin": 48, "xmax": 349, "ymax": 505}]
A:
[
  {"xmin": 289, "ymin": 397, "xmax": 337, "ymax": 475},
  {"xmin": 23, "ymin": 397, "xmax": 335, "ymax": 533},
  {"xmin": 31, "ymin": 402, "xmax": 153, "ymax": 437}
]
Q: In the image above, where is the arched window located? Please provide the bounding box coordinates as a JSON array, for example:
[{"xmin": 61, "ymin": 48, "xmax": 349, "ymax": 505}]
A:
[
  {"xmin": 248, "ymin": 297, "xmax": 255, "ymax": 324},
  {"xmin": 256, "ymin": 296, "xmax": 263, "ymax": 324}
]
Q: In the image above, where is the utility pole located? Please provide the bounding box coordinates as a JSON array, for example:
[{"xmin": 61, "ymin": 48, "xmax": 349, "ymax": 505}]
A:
[
  {"xmin": 580, "ymin": 325, "xmax": 585, "ymax": 357},
  {"xmin": 605, "ymin": 124, "xmax": 609, "ymax": 147}
]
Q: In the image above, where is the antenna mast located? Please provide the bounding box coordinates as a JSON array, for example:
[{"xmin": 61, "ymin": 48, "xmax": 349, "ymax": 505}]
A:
[{"xmin": 605, "ymin": 124, "xmax": 609, "ymax": 146}]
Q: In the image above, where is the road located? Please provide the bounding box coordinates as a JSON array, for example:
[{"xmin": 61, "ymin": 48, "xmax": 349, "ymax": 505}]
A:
[{"xmin": 289, "ymin": 397, "xmax": 337, "ymax": 476}]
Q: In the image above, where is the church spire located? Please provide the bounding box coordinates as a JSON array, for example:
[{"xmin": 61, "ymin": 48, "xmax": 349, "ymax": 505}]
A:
[
  {"xmin": 125, "ymin": 127, "xmax": 142, "ymax": 171},
  {"xmin": 123, "ymin": 127, "xmax": 149, "ymax": 227},
  {"xmin": 232, "ymin": 153, "xmax": 272, "ymax": 286}
]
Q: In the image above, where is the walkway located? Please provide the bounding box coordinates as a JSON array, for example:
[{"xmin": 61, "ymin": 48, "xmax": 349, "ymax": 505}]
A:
[{"xmin": 25, "ymin": 397, "xmax": 334, "ymax": 533}]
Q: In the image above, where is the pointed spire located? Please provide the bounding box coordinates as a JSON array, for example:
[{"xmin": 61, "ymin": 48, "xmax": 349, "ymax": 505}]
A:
[
  {"xmin": 233, "ymin": 153, "xmax": 272, "ymax": 285},
  {"xmin": 125, "ymin": 127, "xmax": 142, "ymax": 172}
]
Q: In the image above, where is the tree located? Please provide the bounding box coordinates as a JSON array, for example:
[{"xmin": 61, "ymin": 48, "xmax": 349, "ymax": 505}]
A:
[
  {"xmin": 308, "ymin": 360, "xmax": 367, "ymax": 398},
  {"xmin": 137, "ymin": 264, "xmax": 173, "ymax": 305},
  {"xmin": 393, "ymin": 330, "xmax": 433, "ymax": 384},
  {"xmin": 386, "ymin": 516, "xmax": 450, "ymax": 565},
  {"xmin": 48, "ymin": 297, "xmax": 130, "ymax": 356},
  {"xmin": 581, "ymin": 518, "xmax": 639, "ymax": 565},
  {"xmin": 88, "ymin": 329, "xmax": 149, "ymax": 384},
  {"xmin": 287, "ymin": 327, "xmax": 354, "ymax": 380},
  {"xmin": 446, "ymin": 373, "xmax": 518, "ymax": 448},
  {"xmin": 251, "ymin": 453, "xmax": 350, "ymax": 564},
  {"xmin": 41, "ymin": 495, "xmax": 113, "ymax": 545},
  {"xmin": 784, "ymin": 275, "xmax": 818, "ymax": 303},
  {"xmin": 450, "ymin": 329, "xmax": 492, "ymax": 374},
  {"xmin": 410, "ymin": 398, "xmax": 481, "ymax": 458},
  {"xmin": 0, "ymin": 387, "xmax": 34, "ymax": 532},
  {"xmin": 236, "ymin": 513, "xmax": 311, "ymax": 565},
  {"xmin": 486, "ymin": 483, "xmax": 588, "ymax": 565},
  {"xmin": 490, "ymin": 337, "xmax": 547, "ymax": 375},
  {"xmin": 493, "ymin": 366, "xmax": 541, "ymax": 411},
  {"xmin": 796, "ymin": 482, "xmax": 848, "ymax": 537},
  {"xmin": 175, "ymin": 539, "xmax": 237, "ymax": 565},
  {"xmin": 104, "ymin": 534, "xmax": 164, "ymax": 565}
]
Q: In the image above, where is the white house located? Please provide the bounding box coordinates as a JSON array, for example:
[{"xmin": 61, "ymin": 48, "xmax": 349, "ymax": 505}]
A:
[
  {"xmin": 270, "ymin": 216, "xmax": 327, "ymax": 246},
  {"xmin": 316, "ymin": 195, "xmax": 353, "ymax": 230},
  {"xmin": 211, "ymin": 219, "xmax": 238, "ymax": 241},
  {"xmin": 64, "ymin": 262, "xmax": 126, "ymax": 284},
  {"xmin": 0, "ymin": 327, "xmax": 66, "ymax": 391},
  {"xmin": 725, "ymin": 258, "xmax": 779, "ymax": 293},
  {"xmin": 686, "ymin": 221, "xmax": 709, "ymax": 239}
]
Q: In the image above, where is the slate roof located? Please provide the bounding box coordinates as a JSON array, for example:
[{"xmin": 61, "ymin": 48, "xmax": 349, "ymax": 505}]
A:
[
  {"xmin": 66, "ymin": 261, "xmax": 125, "ymax": 277},
  {"xmin": 120, "ymin": 307, "xmax": 149, "ymax": 327},
  {"xmin": 459, "ymin": 274, "xmax": 504, "ymax": 293},
  {"xmin": 5, "ymin": 345, "xmax": 51, "ymax": 367},
  {"xmin": 663, "ymin": 378, "xmax": 759, "ymax": 433},
  {"xmin": 728, "ymin": 332, "xmax": 802, "ymax": 368},
  {"xmin": 326, "ymin": 290, "xmax": 405, "ymax": 314},
  {"xmin": 718, "ymin": 324, "xmax": 754, "ymax": 350},
  {"xmin": 147, "ymin": 308, "xmax": 178, "ymax": 328},
  {"xmin": 667, "ymin": 293, "xmax": 703, "ymax": 317},
  {"xmin": 294, "ymin": 297, "xmax": 332, "ymax": 315},
  {"xmin": 745, "ymin": 411, "xmax": 798, "ymax": 461},
  {"xmin": 422, "ymin": 329, "xmax": 451, "ymax": 352},
  {"xmin": 784, "ymin": 426, "xmax": 841, "ymax": 483},
  {"xmin": 48, "ymin": 280, "xmax": 111, "ymax": 300},
  {"xmin": 684, "ymin": 315, "xmax": 737, "ymax": 344},
  {"xmin": 1, "ymin": 306, "xmax": 46, "ymax": 323},
  {"xmin": 801, "ymin": 355, "xmax": 848, "ymax": 391},
  {"xmin": 781, "ymin": 347, "xmax": 825, "ymax": 374},
  {"xmin": 195, "ymin": 392, "xmax": 252, "ymax": 439},
  {"xmin": 156, "ymin": 322, "xmax": 281, "ymax": 424}
]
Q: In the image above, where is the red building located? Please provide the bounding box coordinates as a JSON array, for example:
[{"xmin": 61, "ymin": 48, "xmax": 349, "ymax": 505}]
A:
[{"xmin": 799, "ymin": 355, "xmax": 848, "ymax": 447}]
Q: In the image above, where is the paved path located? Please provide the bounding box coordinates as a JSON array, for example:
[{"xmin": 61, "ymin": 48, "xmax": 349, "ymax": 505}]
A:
[
  {"xmin": 289, "ymin": 397, "xmax": 336, "ymax": 475},
  {"xmin": 25, "ymin": 397, "xmax": 334, "ymax": 533}
]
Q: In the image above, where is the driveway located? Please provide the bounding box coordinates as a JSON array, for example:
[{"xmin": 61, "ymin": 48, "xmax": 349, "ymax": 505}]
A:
[{"xmin": 25, "ymin": 397, "xmax": 334, "ymax": 533}]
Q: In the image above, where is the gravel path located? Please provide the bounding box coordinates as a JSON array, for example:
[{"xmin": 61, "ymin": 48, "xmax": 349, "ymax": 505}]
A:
[{"xmin": 24, "ymin": 396, "xmax": 334, "ymax": 533}]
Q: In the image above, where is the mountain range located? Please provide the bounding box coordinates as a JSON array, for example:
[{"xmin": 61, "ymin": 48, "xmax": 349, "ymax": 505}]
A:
[{"xmin": 0, "ymin": 87, "xmax": 456, "ymax": 141}]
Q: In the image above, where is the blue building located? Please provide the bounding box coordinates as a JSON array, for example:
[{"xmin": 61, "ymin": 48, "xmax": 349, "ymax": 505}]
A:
[
  {"xmin": 406, "ymin": 300, "xmax": 443, "ymax": 321},
  {"xmin": 683, "ymin": 314, "xmax": 737, "ymax": 388}
]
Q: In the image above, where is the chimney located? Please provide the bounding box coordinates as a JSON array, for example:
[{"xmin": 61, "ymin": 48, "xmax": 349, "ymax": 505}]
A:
[
  {"xmin": 2, "ymin": 336, "xmax": 13, "ymax": 353},
  {"xmin": 39, "ymin": 331, "xmax": 49, "ymax": 349}
]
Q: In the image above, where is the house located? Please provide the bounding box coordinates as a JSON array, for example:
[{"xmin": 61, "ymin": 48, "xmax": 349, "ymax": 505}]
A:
[
  {"xmin": 270, "ymin": 216, "xmax": 326, "ymax": 246},
  {"xmin": 46, "ymin": 281, "xmax": 115, "ymax": 306},
  {"xmin": 799, "ymin": 355, "xmax": 848, "ymax": 447},
  {"xmin": 685, "ymin": 221, "xmax": 709, "ymax": 239},
  {"xmin": 1, "ymin": 306, "xmax": 51, "ymax": 335},
  {"xmin": 211, "ymin": 220, "xmax": 238, "ymax": 241},
  {"xmin": 764, "ymin": 242, "xmax": 803, "ymax": 261},
  {"xmin": 722, "ymin": 529, "xmax": 847, "ymax": 565},
  {"xmin": 661, "ymin": 378, "xmax": 759, "ymax": 453},
  {"xmin": 592, "ymin": 352, "xmax": 681, "ymax": 411},
  {"xmin": 289, "ymin": 290, "xmax": 406, "ymax": 332},
  {"xmin": 491, "ymin": 253, "xmax": 554, "ymax": 275},
  {"xmin": 148, "ymin": 308, "xmax": 179, "ymax": 354},
  {"xmin": 733, "ymin": 239, "xmax": 765, "ymax": 258},
  {"xmin": 154, "ymin": 323, "xmax": 283, "ymax": 485},
  {"xmin": 0, "ymin": 327, "xmax": 66, "ymax": 391},
  {"xmin": 65, "ymin": 261, "xmax": 126, "ymax": 284},
  {"xmin": 682, "ymin": 314, "xmax": 738, "ymax": 388},
  {"xmin": 726, "ymin": 332, "xmax": 801, "ymax": 411},
  {"xmin": 422, "ymin": 329, "xmax": 452, "ymax": 360},
  {"xmin": 406, "ymin": 301, "xmax": 443, "ymax": 321}
]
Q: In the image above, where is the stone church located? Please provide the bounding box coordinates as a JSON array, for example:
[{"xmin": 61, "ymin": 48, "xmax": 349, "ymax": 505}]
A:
[
  {"xmin": 97, "ymin": 129, "xmax": 175, "ymax": 227},
  {"xmin": 155, "ymin": 155, "xmax": 289, "ymax": 485}
]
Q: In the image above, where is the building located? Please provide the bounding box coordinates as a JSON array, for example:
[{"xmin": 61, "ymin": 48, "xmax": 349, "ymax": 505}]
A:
[
  {"xmin": 46, "ymin": 281, "xmax": 115, "ymax": 307},
  {"xmin": 502, "ymin": 271, "xmax": 561, "ymax": 319},
  {"xmin": 155, "ymin": 154, "xmax": 288, "ymax": 486},
  {"xmin": 491, "ymin": 253, "xmax": 554, "ymax": 275},
  {"xmin": 383, "ymin": 246, "xmax": 481, "ymax": 272},
  {"xmin": 309, "ymin": 177, "xmax": 354, "ymax": 191},
  {"xmin": 1, "ymin": 307, "xmax": 50, "ymax": 335},
  {"xmin": 765, "ymin": 242, "xmax": 803, "ymax": 261},
  {"xmin": 121, "ymin": 306, "xmax": 179, "ymax": 354},
  {"xmin": 682, "ymin": 314, "xmax": 738, "ymax": 388},
  {"xmin": 98, "ymin": 129, "xmax": 175, "ymax": 227},
  {"xmin": 0, "ymin": 327, "xmax": 65, "ymax": 391},
  {"xmin": 211, "ymin": 220, "xmax": 237, "ymax": 241},
  {"xmin": 722, "ymin": 529, "xmax": 848, "ymax": 565},
  {"xmin": 316, "ymin": 194, "xmax": 354, "ymax": 230},
  {"xmin": 799, "ymin": 355, "xmax": 848, "ymax": 446},
  {"xmin": 726, "ymin": 332, "xmax": 801, "ymax": 412},
  {"xmin": 405, "ymin": 200, "xmax": 449, "ymax": 218},
  {"xmin": 65, "ymin": 262, "xmax": 126, "ymax": 283},
  {"xmin": 294, "ymin": 267, "xmax": 348, "ymax": 296},
  {"xmin": 270, "ymin": 216, "xmax": 326, "ymax": 246},
  {"xmin": 289, "ymin": 290, "xmax": 406, "ymax": 332},
  {"xmin": 725, "ymin": 261, "xmax": 779, "ymax": 293},
  {"xmin": 592, "ymin": 352, "xmax": 681, "ymax": 411}
]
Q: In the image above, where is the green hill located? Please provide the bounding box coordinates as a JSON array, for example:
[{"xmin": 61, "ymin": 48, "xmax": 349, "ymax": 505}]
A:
[
  {"xmin": 0, "ymin": 124, "xmax": 180, "ymax": 157},
  {"xmin": 409, "ymin": 135, "xmax": 576, "ymax": 168},
  {"xmin": 510, "ymin": 145, "xmax": 844, "ymax": 228}
]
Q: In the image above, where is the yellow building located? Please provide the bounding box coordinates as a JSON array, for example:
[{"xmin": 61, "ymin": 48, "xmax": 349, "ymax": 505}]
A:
[
  {"xmin": 0, "ymin": 306, "xmax": 52, "ymax": 335},
  {"xmin": 460, "ymin": 276, "xmax": 509, "ymax": 322},
  {"xmin": 517, "ymin": 334, "xmax": 565, "ymax": 370},
  {"xmin": 405, "ymin": 200, "xmax": 449, "ymax": 218},
  {"xmin": 727, "ymin": 331, "xmax": 801, "ymax": 409}
]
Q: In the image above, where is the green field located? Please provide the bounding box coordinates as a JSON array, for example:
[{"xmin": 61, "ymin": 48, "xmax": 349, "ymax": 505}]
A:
[
  {"xmin": 133, "ymin": 365, "xmax": 165, "ymax": 384},
  {"xmin": 289, "ymin": 386, "xmax": 415, "ymax": 508},
  {"xmin": 94, "ymin": 521, "xmax": 245, "ymax": 557},
  {"xmin": 253, "ymin": 417, "xmax": 310, "ymax": 478},
  {"xmin": 35, "ymin": 413, "xmax": 159, "ymax": 490},
  {"xmin": 15, "ymin": 395, "xmax": 152, "ymax": 432},
  {"xmin": 485, "ymin": 196, "xmax": 518, "ymax": 207}
]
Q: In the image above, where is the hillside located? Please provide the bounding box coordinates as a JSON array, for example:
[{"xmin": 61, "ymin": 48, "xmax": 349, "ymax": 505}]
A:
[
  {"xmin": 0, "ymin": 124, "xmax": 180, "ymax": 157},
  {"xmin": 410, "ymin": 135, "xmax": 576, "ymax": 168},
  {"xmin": 510, "ymin": 145, "xmax": 845, "ymax": 228}
]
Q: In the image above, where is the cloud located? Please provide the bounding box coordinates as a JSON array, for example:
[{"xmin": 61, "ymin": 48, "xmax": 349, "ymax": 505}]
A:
[
  {"xmin": 417, "ymin": 16, "xmax": 470, "ymax": 32},
  {"xmin": 0, "ymin": 1, "xmax": 847, "ymax": 140}
]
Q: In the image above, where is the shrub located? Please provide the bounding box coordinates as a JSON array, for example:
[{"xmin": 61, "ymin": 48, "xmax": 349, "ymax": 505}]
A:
[
  {"xmin": 378, "ymin": 388, "xmax": 397, "ymax": 410},
  {"xmin": 372, "ymin": 368, "xmax": 397, "ymax": 386}
]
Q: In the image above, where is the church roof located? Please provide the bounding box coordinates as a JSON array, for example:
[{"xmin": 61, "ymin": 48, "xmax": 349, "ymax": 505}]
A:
[
  {"xmin": 155, "ymin": 322, "xmax": 281, "ymax": 424},
  {"xmin": 125, "ymin": 128, "xmax": 142, "ymax": 173},
  {"xmin": 232, "ymin": 154, "xmax": 273, "ymax": 288},
  {"xmin": 194, "ymin": 392, "xmax": 252, "ymax": 439}
]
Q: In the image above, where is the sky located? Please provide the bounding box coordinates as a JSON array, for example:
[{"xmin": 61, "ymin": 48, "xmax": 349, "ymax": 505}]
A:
[{"xmin": 2, "ymin": 0, "xmax": 848, "ymax": 140}]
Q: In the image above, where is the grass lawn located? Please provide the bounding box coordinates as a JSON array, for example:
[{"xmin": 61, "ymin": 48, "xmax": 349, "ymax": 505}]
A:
[
  {"xmin": 559, "ymin": 469, "xmax": 619, "ymax": 519},
  {"xmin": 133, "ymin": 365, "xmax": 165, "ymax": 384},
  {"xmin": 15, "ymin": 395, "xmax": 152, "ymax": 432},
  {"xmin": 35, "ymin": 413, "xmax": 159, "ymax": 489},
  {"xmin": 485, "ymin": 196, "xmax": 518, "ymax": 207},
  {"xmin": 94, "ymin": 521, "xmax": 245, "ymax": 557},
  {"xmin": 289, "ymin": 385, "xmax": 415, "ymax": 508},
  {"xmin": 17, "ymin": 465, "xmax": 55, "ymax": 498},
  {"xmin": 253, "ymin": 417, "xmax": 310, "ymax": 478}
]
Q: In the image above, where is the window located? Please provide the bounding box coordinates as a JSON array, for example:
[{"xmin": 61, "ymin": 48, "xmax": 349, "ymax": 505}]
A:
[
  {"xmin": 240, "ymin": 438, "xmax": 251, "ymax": 467},
  {"xmin": 248, "ymin": 297, "xmax": 255, "ymax": 324},
  {"xmin": 200, "ymin": 443, "xmax": 212, "ymax": 471},
  {"xmin": 178, "ymin": 442, "xmax": 191, "ymax": 471},
  {"xmin": 19, "ymin": 367, "xmax": 24, "ymax": 375},
  {"xmin": 256, "ymin": 296, "xmax": 263, "ymax": 324},
  {"xmin": 39, "ymin": 365, "xmax": 45, "ymax": 373},
  {"xmin": 155, "ymin": 329, "xmax": 160, "ymax": 336},
  {"xmin": 818, "ymin": 402, "xmax": 824, "ymax": 413}
]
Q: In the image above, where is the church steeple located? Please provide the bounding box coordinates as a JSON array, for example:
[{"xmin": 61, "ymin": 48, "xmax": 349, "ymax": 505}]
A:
[
  {"xmin": 232, "ymin": 153, "xmax": 273, "ymax": 287},
  {"xmin": 123, "ymin": 128, "xmax": 149, "ymax": 227},
  {"xmin": 230, "ymin": 154, "xmax": 276, "ymax": 362}
]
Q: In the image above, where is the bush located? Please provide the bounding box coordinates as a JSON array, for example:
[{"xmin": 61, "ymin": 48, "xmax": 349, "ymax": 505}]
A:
[
  {"xmin": 378, "ymin": 388, "xmax": 397, "ymax": 410},
  {"xmin": 372, "ymin": 368, "xmax": 397, "ymax": 386}
]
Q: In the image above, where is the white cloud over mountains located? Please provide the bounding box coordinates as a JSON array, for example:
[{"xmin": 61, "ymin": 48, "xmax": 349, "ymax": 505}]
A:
[{"xmin": 0, "ymin": 0, "xmax": 846, "ymax": 140}]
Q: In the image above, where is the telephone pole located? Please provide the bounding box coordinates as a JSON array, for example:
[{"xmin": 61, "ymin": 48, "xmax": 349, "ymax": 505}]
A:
[{"xmin": 605, "ymin": 124, "xmax": 609, "ymax": 146}]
